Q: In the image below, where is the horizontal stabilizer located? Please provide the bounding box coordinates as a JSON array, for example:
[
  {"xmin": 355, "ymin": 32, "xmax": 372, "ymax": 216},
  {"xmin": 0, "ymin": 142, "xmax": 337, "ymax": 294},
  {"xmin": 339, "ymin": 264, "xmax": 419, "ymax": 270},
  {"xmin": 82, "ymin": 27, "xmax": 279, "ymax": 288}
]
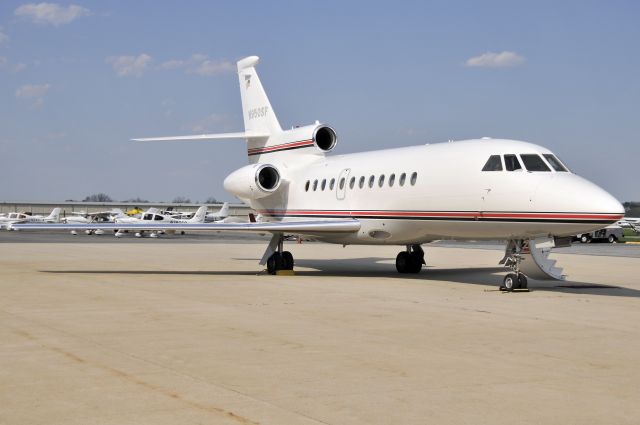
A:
[
  {"xmin": 11, "ymin": 219, "xmax": 361, "ymax": 235},
  {"xmin": 132, "ymin": 131, "xmax": 269, "ymax": 142}
]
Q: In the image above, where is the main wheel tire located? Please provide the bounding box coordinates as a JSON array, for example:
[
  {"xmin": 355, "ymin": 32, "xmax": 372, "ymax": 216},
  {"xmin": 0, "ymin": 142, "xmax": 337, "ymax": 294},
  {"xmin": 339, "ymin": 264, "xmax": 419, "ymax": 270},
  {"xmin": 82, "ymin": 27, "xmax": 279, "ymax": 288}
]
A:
[
  {"xmin": 409, "ymin": 252, "xmax": 423, "ymax": 273},
  {"xmin": 503, "ymin": 273, "xmax": 518, "ymax": 291},
  {"xmin": 396, "ymin": 252, "xmax": 411, "ymax": 273},
  {"xmin": 517, "ymin": 273, "xmax": 528, "ymax": 289},
  {"xmin": 580, "ymin": 235, "xmax": 590, "ymax": 243},
  {"xmin": 266, "ymin": 253, "xmax": 283, "ymax": 275},
  {"xmin": 608, "ymin": 235, "xmax": 617, "ymax": 243},
  {"xmin": 281, "ymin": 251, "xmax": 294, "ymax": 270}
]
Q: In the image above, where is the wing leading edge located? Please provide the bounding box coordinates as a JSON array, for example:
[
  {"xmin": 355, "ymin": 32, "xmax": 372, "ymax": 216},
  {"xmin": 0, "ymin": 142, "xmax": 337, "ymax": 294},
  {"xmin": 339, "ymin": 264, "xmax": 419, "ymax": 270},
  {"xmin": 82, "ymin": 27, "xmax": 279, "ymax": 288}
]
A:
[
  {"xmin": 11, "ymin": 220, "xmax": 361, "ymax": 234},
  {"xmin": 131, "ymin": 131, "xmax": 269, "ymax": 142}
]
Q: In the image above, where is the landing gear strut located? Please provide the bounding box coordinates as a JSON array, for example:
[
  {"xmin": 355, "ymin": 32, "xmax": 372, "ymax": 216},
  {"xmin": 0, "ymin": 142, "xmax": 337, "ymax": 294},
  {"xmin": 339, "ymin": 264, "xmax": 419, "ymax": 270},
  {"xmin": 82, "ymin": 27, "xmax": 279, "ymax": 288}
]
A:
[
  {"xmin": 396, "ymin": 244, "xmax": 424, "ymax": 274},
  {"xmin": 501, "ymin": 240, "xmax": 529, "ymax": 291},
  {"xmin": 265, "ymin": 235, "xmax": 294, "ymax": 275}
]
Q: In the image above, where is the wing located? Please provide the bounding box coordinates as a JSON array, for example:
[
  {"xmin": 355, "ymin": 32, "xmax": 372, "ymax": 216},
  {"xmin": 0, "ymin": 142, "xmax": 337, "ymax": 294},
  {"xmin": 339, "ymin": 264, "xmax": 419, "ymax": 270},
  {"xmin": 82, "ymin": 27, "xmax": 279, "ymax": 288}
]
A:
[
  {"xmin": 11, "ymin": 219, "xmax": 360, "ymax": 235},
  {"xmin": 132, "ymin": 131, "xmax": 269, "ymax": 142}
]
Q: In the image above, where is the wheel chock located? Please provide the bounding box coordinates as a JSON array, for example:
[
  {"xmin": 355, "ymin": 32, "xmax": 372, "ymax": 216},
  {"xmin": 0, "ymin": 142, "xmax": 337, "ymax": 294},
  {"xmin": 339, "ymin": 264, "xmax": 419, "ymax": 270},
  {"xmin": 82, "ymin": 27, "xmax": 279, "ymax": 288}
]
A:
[
  {"xmin": 275, "ymin": 269, "xmax": 295, "ymax": 276},
  {"xmin": 498, "ymin": 286, "xmax": 530, "ymax": 293}
]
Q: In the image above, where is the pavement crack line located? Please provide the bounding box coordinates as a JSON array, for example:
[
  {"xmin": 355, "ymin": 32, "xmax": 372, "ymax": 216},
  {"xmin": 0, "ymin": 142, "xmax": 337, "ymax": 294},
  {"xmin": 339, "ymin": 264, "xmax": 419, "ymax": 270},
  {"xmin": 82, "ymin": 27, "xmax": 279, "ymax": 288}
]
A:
[{"xmin": 3, "ymin": 309, "xmax": 332, "ymax": 425}]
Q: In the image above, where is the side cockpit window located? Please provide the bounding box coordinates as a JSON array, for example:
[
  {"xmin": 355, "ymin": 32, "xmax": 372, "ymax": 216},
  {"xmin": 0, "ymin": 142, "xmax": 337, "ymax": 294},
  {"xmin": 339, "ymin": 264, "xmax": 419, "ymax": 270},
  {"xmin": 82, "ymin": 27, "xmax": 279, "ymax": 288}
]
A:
[
  {"xmin": 504, "ymin": 154, "xmax": 522, "ymax": 171},
  {"xmin": 543, "ymin": 154, "xmax": 569, "ymax": 172},
  {"xmin": 482, "ymin": 155, "xmax": 503, "ymax": 171},
  {"xmin": 521, "ymin": 154, "xmax": 551, "ymax": 172}
]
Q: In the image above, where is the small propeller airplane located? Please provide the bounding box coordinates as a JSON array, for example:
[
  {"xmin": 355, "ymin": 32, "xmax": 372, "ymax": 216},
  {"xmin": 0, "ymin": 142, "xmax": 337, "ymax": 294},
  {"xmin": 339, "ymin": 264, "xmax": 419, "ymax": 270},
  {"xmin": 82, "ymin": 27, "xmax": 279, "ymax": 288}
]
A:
[
  {"xmin": 113, "ymin": 205, "xmax": 208, "ymax": 238},
  {"xmin": 1, "ymin": 208, "xmax": 61, "ymax": 230},
  {"xmin": 205, "ymin": 202, "xmax": 230, "ymax": 222},
  {"xmin": 14, "ymin": 56, "xmax": 624, "ymax": 289}
]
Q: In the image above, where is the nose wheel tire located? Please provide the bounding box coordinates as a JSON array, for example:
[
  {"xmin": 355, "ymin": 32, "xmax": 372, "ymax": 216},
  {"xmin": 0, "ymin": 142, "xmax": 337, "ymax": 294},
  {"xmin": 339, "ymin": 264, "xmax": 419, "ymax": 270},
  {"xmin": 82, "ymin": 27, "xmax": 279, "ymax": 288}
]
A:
[{"xmin": 502, "ymin": 273, "xmax": 528, "ymax": 291}]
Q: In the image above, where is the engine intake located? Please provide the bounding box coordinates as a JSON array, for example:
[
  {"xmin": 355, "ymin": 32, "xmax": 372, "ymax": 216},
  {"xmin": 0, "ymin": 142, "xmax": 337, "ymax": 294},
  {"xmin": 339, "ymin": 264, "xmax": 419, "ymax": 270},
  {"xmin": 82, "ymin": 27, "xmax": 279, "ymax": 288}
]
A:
[
  {"xmin": 255, "ymin": 164, "xmax": 280, "ymax": 192},
  {"xmin": 313, "ymin": 126, "xmax": 337, "ymax": 152},
  {"xmin": 224, "ymin": 163, "xmax": 282, "ymax": 200}
]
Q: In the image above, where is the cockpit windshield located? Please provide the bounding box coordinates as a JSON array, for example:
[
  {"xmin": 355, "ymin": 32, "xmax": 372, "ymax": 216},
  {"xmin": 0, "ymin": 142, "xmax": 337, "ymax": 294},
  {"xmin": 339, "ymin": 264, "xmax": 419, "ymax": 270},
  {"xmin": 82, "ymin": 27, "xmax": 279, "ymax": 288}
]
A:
[
  {"xmin": 482, "ymin": 153, "xmax": 571, "ymax": 173},
  {"xmin": 482, "ymin": 155, "xmax": 503, "ymax": 171},
  {"xmin": 504, "ymin": 154, "xmax": 522, "ymax": 171},
  {"xmin": 543, "ymin": 154, "xmax": 569, "ymax": 172},
  {"xmin": 520, "ymin": 154, "xmax": 551, "ymax": 172}
]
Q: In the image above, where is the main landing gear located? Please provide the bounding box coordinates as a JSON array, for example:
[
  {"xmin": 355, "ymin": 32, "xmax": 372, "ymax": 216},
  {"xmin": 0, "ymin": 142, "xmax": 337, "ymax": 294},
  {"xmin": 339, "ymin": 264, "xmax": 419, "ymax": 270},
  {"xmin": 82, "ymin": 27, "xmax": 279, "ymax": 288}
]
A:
[
  {"xmin": 396, "ymin": 245, "xmax": 425, "ymax": 274},
  {"xmin": 265, "ymin": 234, "xmax": 294, "ymax": 275}
]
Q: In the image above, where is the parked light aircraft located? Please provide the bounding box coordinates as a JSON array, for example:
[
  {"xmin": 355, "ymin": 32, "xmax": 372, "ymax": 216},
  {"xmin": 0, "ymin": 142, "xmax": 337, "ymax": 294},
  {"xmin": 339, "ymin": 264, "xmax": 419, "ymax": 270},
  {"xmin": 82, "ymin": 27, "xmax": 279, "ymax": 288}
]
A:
[
  {"xmin": 205, "ymin": 202, "xmax": 230, "ymax": 222},
  {"xmin": 63, "ymin": 209, "xmax": 125, "ymax": 235},
  {"xmin": 62, "ymin": 210, "xmax": 121, "ymax": 224},
  {"xmin": 114, "ymin": 205, "xmax": 208, "ymax": 238},
  {"xmin": 1, "ymin": 208, "xmax": 61, "ymax": 230},
  {"xmin": 14, "ymin": 56, "xmax": 625, "ymax": 289}
]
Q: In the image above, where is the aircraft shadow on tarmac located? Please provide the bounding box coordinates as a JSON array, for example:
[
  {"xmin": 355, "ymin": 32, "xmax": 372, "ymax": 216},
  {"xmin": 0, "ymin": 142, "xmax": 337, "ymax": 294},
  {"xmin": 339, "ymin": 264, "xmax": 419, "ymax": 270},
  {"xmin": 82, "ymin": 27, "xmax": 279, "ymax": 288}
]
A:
[{"xmin": 42, "ymin": 256, "xmax": 640, "ymax": 298}]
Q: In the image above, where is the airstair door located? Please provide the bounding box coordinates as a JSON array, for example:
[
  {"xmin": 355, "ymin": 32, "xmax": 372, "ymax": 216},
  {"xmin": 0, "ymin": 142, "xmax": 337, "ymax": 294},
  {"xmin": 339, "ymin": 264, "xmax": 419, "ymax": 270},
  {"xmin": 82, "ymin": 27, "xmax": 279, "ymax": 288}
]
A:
[{"xmin": 336, "ymin": 168, "xmax": 351, "ymax": 200}]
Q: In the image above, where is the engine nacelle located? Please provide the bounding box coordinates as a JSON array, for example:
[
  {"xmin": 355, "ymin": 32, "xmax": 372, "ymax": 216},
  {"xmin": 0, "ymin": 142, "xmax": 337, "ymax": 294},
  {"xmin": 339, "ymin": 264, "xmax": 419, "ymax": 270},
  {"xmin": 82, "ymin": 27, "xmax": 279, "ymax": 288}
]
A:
[
  {"xmin": 224, "ymin": 163, "xmax": 281, "ymax": 200},
  {"xmin": 312, "ymin": 125, "xmax": 337, "ymax": 152}
]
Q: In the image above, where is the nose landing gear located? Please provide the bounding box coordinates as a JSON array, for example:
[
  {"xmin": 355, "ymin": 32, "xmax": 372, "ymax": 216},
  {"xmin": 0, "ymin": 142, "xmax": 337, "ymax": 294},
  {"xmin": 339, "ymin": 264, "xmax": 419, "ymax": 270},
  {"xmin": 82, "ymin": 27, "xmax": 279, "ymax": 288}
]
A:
[
  {"xmin": 501, "ymin": 240, "xmax": 529, "ymax": 292},
  {"xmin": 502, "ymin": 272, "xmax": 528, "ymax": 292}
]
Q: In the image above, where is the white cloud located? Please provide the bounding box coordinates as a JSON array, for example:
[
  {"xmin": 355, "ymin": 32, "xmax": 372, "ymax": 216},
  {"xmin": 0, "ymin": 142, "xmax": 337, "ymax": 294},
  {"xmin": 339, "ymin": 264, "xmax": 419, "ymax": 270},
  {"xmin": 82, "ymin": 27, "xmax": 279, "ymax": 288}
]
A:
[
  {"xmin": 160, "ymin": 54, "xmax": 234, "ymax": 76},
  {"xmin": 16, "ymin": 83, "xmax": 50, "ymax": 107},
  {"xmin": 16, "ymin": 83, "xmax": 50, "ymax": 98},
  {"xmin": 0, "ymin": 56, "xmax": 27, "ymax": 73},
  {"xmin": 189, "ymin": 55, "xmax": 234, "ymax": 76},
  {"xmin": 159, "ymin": 59, "xmax": 184, "ymax": 70},
  {"xmin": 106, "ymin": 54, "xmax": 152, "ymax": 77},
  {"xmin": 14, "ymin": 2, "xmax": 90, "ymax": 26},
  {"xmin": 0, "ymin": 30, "xmax": 9, "ymax": 44},
  {"xmin": 465, "ymin": 51, "xmax": 525, "ymax": 68}
]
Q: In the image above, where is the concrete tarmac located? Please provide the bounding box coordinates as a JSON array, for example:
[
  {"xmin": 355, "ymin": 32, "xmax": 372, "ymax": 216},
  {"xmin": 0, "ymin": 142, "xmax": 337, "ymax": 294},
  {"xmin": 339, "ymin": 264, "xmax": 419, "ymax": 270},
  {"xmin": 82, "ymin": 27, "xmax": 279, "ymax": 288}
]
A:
[{"xmin": 1, "ymin": 241, "xmax": 639, "ymax": 424}]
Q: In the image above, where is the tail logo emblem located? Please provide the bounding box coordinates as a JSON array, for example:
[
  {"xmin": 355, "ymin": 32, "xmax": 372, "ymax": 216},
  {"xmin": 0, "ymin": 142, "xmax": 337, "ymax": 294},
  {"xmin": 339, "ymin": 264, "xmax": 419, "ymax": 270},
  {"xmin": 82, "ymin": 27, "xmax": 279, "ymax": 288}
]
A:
[{"xmin": 245, "ymin": 75, "xmax": 251, "ymax": 89}]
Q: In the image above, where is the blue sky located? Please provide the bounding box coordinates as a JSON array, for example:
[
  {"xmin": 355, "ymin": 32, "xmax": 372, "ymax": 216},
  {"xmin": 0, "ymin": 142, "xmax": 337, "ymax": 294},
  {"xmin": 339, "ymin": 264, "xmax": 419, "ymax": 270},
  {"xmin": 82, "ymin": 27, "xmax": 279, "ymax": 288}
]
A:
[{"xmin": 1, "ymin": 0, "xmax": 638, "ymax": 202}]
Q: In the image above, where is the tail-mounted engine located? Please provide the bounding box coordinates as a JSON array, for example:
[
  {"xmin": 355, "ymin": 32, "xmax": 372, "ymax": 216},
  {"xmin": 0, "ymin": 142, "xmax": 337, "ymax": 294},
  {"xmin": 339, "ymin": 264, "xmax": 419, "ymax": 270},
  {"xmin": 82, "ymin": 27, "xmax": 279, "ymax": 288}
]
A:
[
  {"xmin": 312, "ymin": 125, "xmax": 337, "ymax": 152},
  {"xmin": 268, "ymin": 122, "xmax": 337, "ymax": 155},
  {"xmin": 224, "ymin": 163, "xmax": 281, "ymax": 200}
]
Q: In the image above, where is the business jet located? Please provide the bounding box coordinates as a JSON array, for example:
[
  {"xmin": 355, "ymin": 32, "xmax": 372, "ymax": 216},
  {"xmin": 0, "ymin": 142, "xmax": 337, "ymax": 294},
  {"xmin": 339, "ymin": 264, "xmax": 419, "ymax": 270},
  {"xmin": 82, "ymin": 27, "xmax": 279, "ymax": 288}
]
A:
[
  {"xmin": 205, "ymin": 202, "xmax": 230, "ymax": 222},
  {"xmin": 14, "ymin": 56, "xmax": 624, "ymax": 290},
  {"xmin": 2, "ymin": 208, "xmax": 61, "ymax": 230}
]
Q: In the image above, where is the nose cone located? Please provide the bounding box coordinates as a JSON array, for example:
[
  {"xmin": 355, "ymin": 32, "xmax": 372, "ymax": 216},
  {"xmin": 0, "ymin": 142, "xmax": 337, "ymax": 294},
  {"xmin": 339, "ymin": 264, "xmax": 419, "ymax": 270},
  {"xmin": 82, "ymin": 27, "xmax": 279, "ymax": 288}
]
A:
[{"xmin": 544, "ymin": 174, "xmax": 624, "ymax": 218}]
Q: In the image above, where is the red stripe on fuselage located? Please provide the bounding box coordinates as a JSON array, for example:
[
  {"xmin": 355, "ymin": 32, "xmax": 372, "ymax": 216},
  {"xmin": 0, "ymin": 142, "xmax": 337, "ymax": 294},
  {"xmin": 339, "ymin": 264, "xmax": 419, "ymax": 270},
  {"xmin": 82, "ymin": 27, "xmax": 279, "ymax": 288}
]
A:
[
  {"xmin": 248, "ymin": 139, "xmax": 314, "ymax": 154},
  {"xmin": 256, "ymin": 209, "xmax": 624, "ymax": 220}
]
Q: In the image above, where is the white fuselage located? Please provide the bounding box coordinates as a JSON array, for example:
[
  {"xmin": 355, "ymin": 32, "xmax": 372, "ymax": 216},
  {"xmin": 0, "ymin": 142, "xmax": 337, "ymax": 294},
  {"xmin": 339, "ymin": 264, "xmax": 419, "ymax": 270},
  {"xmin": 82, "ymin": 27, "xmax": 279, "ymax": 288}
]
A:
[
  {"xmin": 245, "ymin": 139, "xmax": 623, "ymax": 245},
  {"xmin": 1, "ymin": 211, "xmax": 60, "ymax": 229}
]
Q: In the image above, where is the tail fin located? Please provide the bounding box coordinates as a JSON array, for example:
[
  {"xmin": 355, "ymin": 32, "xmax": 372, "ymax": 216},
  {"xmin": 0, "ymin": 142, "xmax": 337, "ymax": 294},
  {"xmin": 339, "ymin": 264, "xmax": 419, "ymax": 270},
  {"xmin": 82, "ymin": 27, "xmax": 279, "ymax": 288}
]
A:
[
  {"xmin": 237, "ymin": 56, "xmax": 282, "ymax": 135},
  {"xmin": 111, "ymin": 209, "xmax": 127, "ymax": 219},
  {"xmin": 46, "ymin": 208, "xmax": 61, "ymax": 222},
  {"xmin": 189, "ymin": 206, "xmax": 208, "ymax": 223},
  {"xmin": 218, "ymin": 202, "xmax": 229, "ymax": 218}
]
